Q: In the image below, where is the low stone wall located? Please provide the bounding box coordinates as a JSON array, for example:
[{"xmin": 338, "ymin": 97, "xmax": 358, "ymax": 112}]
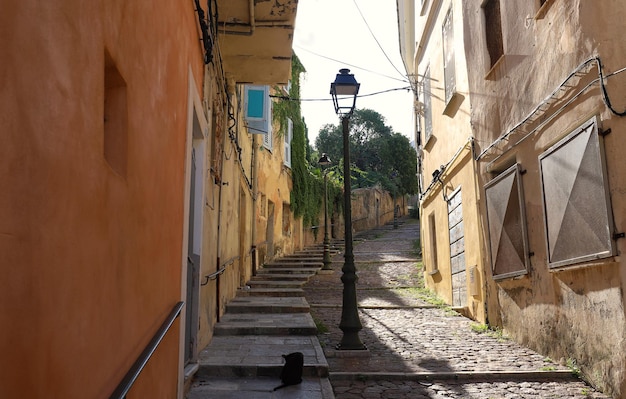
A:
[{"xmin": 300, "ymin": 186, "xmax": 407, "ymax": 248}]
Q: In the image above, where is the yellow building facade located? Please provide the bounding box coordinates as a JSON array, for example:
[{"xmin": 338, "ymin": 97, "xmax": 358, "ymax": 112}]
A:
[
  {"xmin": 398, "ymin": 0, "xmax": 488, "ymax": 322},
  {"xmin": 464, "ymin": 1, "xmax": 626, "ymax": 396},
  {"xmin": 400, "ymin": 0, "xmax": 626, "ymax": 396}
]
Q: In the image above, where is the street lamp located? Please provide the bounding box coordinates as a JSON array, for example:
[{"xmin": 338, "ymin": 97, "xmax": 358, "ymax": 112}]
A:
[
  {"xmin": 318, "ymin": 153, "xmax": 332, "ymax": 270},
  {"xmin": 330, "ymin": 68, "xmax": 366, "ymax": 350}
]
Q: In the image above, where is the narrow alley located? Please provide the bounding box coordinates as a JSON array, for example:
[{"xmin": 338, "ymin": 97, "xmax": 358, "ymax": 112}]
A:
[
  {"xmin": 304, "ymin": 217, "xmax": 611, "ymax": 398},
  {"xmin": 187, "ymin": 217, "xmax": 610, "ymax": 398}
]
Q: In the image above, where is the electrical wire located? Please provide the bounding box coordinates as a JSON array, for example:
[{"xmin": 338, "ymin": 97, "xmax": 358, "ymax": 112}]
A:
[
  {"xmin": 294, "ymin": 45, "xmax": 409, "ymax": 84},
  {"xmin": 351, "ymin": 0, "xmax": 408, "ymax": 81},
  {"xmin": 419, "ymin": 137, "xmax": 474, "ymax": 201},
  {"xmin": 269, "ymin": 86, "xmax": 412, "ymax": 103},
  {"xmin": 476, "ymin": 56, "xmax": 626, "ymax": 162},
  {"xmin": 597, "ymin": 57, "xmax": 626, "ymax": 116}
]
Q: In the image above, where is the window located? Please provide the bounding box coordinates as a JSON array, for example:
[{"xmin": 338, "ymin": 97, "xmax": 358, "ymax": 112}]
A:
[
  {"xmin": 442, "ymin": 6, "xmax": 456, "ymax": 105},
  {"xmin": 427, "ymin": 212, "xmax": 438, "ymax": 273},
  {"xmin": 104, "ymin": 49, "xmax": 128, "ymax": 177},
  {"xmin": 282, "ymin": 203, "xmax": 291, "ymax": 237},
  {"xmin": 284, "ymin": 118, "xmax": 292, "ymax": 168},
  {"xmin": 484, "ymin": 163, "xmax": 530, "ymax": 279},
  {"xmin": 262, "ymin": 123, "xmax": 273, "ymax": 151},
  {"xmin": 282, "ymin": 80, "xmax": 291, "ymax": 96},
  {"xmin": 244, "ymin": 84, "xmax": 272, "ymax": 150},
  {"xmin": 483, "ymin": 0, "xmax": 504, "ymax": 69},
  {"xmin": 539, "ymin": 117, "xmax": 616, "ymax": 268},
  {"xmin": 245, "ymin": 85, "xmax": 267, "ymax": 121},
  {"xmin": 244, "ymin": 85, "xmax": 272, "ymax": 151},
  {"xmin": 260, "ymin": 193, "xmax": 267, "ymax": 217},
  {"xmin": 422, "ymin": 66, "xmax": 433, "ymax": 144}
]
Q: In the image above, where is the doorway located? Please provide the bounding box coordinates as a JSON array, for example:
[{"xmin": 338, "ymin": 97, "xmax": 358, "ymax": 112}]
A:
[
  {"xmin": 447, "ymin": 188, "xmax": 466, "ymax": 307},
  {"xmin": 184, "ymin": 110, "xmax": 204, "ymax": 365}
]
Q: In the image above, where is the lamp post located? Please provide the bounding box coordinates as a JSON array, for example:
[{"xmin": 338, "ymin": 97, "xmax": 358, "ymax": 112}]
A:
[
  {"xmin": 330, "ymin": 68, "xmax": 366, "ymax": 350},
  {"xmin": 318, "ymin": 153, "xmax": 332, "ymax": 270}
]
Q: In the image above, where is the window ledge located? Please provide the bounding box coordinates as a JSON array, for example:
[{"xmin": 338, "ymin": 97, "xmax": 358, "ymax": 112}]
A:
[
  {"xmin": 534, "ymin": 0, "xmax": 555, "ymax": 19},
  {"xmin": 492, "ymin": 270, "xmax": 528, "ymax": 281},
  {"xmin": 484, "ymin": 55, "xmax": 505, "ymax": 81},
  {"xmin": 442, "ymin": 92, "xmax": 465, "ymax": 117},
  {"xmin": 548, "ymin": 257, "xmax": 617, "ymax": 272},
  {"xmin": 424, "ymin": 133, "xmax": 435, "ymax": 150}
]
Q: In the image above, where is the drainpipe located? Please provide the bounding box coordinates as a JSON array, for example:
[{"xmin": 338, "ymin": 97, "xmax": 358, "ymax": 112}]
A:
[
  {"xmin": 251, "ymin": 133, "xmax": 258, "ymax": 276},
  {"xmin": 215, "ymin": 111, "xmax": 227, "ymax": 324}
]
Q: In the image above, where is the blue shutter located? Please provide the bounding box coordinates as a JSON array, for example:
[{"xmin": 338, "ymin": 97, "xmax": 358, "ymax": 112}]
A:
[{"xmin": 245, "ymin": 85, "xmax": 266, "ymax": 121}]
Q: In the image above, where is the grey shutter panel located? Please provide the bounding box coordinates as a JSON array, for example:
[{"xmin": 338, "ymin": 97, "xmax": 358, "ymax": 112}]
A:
[
  {"xmin": 485, "ymin": 163, "xmax": 530, "ymax": 279},
  {"xmin": 539, "ymin": 117, "xmax": 616, "ymax": 268}
]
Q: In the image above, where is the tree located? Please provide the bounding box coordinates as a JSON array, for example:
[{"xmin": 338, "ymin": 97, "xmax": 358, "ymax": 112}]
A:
[
  {"xmin": 314, "ymin": 122, "xmax": 343, "ymax": 170},
  {"xmin": 314, "ymin": 108, "xmax": 419, "ymax": 197}
]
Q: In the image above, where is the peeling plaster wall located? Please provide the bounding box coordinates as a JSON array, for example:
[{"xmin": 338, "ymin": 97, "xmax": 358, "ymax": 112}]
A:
[
  {"xmin": 197, "ymin": 80, "xmax": 257, "ymax": 349},
  {"xmin": 255, "ymin": 104, "xmax": 298, "ymax": 264},
  {"xmin": 463, "ymin": 0, "xmax": 626, "ymax": 396}
]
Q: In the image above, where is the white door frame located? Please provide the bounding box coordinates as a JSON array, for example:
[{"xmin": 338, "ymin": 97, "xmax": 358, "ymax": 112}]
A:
[{"xmin": 177, "ymin": 68, "xmax": 207, "ymax": 398}]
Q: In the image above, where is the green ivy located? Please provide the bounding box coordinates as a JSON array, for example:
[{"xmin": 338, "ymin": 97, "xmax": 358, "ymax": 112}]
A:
[
  {"xmin": 271, "ymin": 54, "xmax": 346, "ymax": 230},
  {"xmin": 270, "ymin": 55, "xmax": 321, "ymax": 228}
]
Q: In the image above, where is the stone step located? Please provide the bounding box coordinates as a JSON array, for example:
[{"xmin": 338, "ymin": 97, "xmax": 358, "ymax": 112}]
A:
[
  {"xmin": 187, "ymin": 376, "xmax": 335, "ymax": 399},
  {"xmin": 213, "ymin": 313, "xmax": 318, "ymax": 336},
  {"xmin": 236, "ymin": 287, "xmax": 305, "ymax": 297},
  {"xmin": 247, "ymin": 280, "xmax": 306, "ymax": 289},
  {"xmin": 273, "ymin": 254, "xmax": 322, "ymax": 262},
  {"xmin": 256, "ymin": 267, "xmax": 319, "ymax": 275},
  {"xmin": 297, "ymin": 247, "xmax": 342, "ymax": 253},
  {"xmin": 196, "ymin": 335, "xmax": 329, "ymax": 378},
  {"xmin": 252, "ymin": 273, "xmax": 312, "ymax": 281},
  {"xmin": 225, "ymin": 296, "xmax": 310, "ymax": 314},
  {"xmin": 263, "ymin": 261, "xmax": 323, "ymax": 268}
]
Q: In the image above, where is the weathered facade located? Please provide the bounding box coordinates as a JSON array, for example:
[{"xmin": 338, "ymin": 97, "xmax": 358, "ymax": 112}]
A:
[
  {"xmin": 1, "ymin": 0, "xmax": 299, "ymax": 398},
  {"xmin": 465, "ymin": 1, "xmax": 626, "ymax": 396},
  {"xmin": 397, "ymin": 0, "xmax": 488, "ymax": 322},
  {"xmin": 399, "ymin": 0, "xmax": 626, "ymax": 396},
  {"xmin": 253, "ymin": 86, "xmax": 299, "ymax": 265}
]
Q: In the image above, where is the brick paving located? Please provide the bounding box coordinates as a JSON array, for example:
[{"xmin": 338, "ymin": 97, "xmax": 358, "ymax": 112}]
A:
[{"xmin": 303, "ymin": 218, "xmax": 611, "ymax": 399}]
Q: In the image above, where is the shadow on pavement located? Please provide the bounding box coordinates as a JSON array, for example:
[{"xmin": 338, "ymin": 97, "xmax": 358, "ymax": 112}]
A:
[{"xmin": 303, "ymin": 217, "xmax": 467, "ymax": 398}]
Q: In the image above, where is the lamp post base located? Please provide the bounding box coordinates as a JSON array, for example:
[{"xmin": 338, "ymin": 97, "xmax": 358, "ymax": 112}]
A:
[
  {"xmin": 322, "ymin": 238, "xmax": 332, "ymax": 270},
  {"xmin": 336, "ymin": 332, "xmax": 367, "ymax": 351}
]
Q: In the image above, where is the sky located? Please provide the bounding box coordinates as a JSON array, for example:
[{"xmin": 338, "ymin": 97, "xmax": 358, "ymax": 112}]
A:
[{"xmin": 292, "ymin": 0, "xmax": 415, "ymax": 149}]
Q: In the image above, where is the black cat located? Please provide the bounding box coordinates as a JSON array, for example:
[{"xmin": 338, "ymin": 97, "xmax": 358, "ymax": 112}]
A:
[{"xmin": 273, "ymin": 352, "xmax": 304, "ymax": 391}]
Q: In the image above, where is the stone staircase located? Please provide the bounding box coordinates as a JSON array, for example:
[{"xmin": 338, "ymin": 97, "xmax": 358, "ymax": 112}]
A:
[{"xmin": 186, "ymin": 243, "xmax": 341, "ymax": 398}]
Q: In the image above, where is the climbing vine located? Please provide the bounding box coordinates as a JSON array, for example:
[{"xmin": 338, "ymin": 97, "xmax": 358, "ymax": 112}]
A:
[{"xmin": 272, "ymin": 54, "xmax": 343, "ymax": 229}]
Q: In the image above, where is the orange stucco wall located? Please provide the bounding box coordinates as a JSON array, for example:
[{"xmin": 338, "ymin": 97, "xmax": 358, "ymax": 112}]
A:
[{"xmin": 1, "ymin": 1, "xmax": 204, "ymax": 398}]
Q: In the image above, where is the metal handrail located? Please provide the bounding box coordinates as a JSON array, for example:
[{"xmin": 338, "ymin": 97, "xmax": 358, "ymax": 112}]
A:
[{"xmin": 109, "ymin": 301, "xmax": 185, "ymax": 399}]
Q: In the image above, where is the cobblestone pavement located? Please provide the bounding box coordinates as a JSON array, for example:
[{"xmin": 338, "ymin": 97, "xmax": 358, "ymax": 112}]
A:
[
  {"xmin": 331, "ymin": 379, "xmax": 608, "ymax": 399},
  {"xmin": 303, "ymin": 218, "xmax": 611, "ymax": 399}
]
